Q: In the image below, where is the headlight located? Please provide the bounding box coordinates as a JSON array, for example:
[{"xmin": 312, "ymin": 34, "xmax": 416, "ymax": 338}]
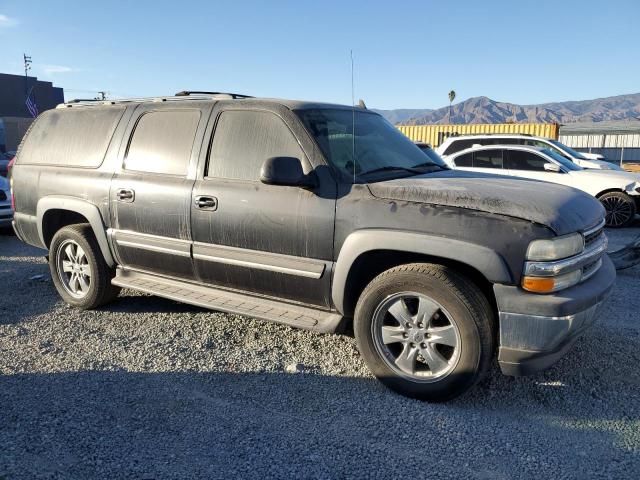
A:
[{"xmin": 526, "ymin": 233, "xmax": 584, "ymax": 261}]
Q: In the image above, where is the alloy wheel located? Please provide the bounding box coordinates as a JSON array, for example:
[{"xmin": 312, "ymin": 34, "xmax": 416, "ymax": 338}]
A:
[
  {"xmin": 371, "ymin": 292, "xmax": 461, "ymax": 382},
  {"xmin": 56, "ymin": 239, "xmax": 92, "ymax": 298}
]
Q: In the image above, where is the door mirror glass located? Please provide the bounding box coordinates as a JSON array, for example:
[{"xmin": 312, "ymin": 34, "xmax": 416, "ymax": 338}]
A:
[
  {"xmin": 260, "ymin": 156, "xmax": 317, "ymax": 189},
  {"xmin": 543, "ymin": 162, "xmax": 561, "ymax": 173}
]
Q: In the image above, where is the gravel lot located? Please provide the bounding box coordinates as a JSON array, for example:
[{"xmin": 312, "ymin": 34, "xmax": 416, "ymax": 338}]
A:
[{"xmin": 1, "ymin": 225, "xmax": 639, "ymax": 479}]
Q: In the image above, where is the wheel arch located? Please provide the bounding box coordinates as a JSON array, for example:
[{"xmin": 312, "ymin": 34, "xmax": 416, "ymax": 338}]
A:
[
  {"xmin": 332, "ymin": 230, "xmax": 512, "ymax": 317},
  {"xmin": 595, "ymin": 188, "xmax": 625, "ymax": 199},
  {"xmin": 36, "ymin": 196, "xmax": 115, "ymax": 267}
]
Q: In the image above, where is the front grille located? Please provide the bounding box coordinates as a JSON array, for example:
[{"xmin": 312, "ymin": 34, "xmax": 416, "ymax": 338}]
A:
[
  {"xmin": 584, "ymin": 221, "xmax": 605, "ymax": 251},
  {"xmin": 0, "ymin": 191, "xmax": 6, "ymax": 201}
]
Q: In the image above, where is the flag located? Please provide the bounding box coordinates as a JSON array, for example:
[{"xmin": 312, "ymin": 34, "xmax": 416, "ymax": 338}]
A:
[{"xmin": 25, "ymin": 88, "xmax": 38, "ymax": 118}]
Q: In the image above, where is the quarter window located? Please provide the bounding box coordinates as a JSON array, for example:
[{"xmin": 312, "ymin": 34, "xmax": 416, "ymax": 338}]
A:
[
  {"xmin": 504, "ymin": 150, "xmax": 548, "ymax": 171},
  {"xmin": 208, "ymin": 110, "xmax": 304, "ymax": 181},
  {"xmin": 125, "ymin": 110, "xmax": 200, "ymax": 176}
]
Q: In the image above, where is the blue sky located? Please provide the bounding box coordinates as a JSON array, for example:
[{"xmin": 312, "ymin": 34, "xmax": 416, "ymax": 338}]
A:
[{"xmin": 1, "ymin": 0, "xmax": 639, "ymax": 110}]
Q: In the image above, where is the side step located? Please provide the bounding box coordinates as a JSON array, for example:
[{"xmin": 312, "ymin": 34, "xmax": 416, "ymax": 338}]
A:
[{"xmin": 112, "ymin": 268, "xmax": 343, "ymax": 333}]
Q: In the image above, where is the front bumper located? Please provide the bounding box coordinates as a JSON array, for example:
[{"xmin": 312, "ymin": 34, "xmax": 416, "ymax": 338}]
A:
[{"xmin": 494, "ymin": 254, "xmax": 616, "ymax": 376}]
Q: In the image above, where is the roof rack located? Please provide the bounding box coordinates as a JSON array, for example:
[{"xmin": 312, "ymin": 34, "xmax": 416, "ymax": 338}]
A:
[
  {"xmin": 175, "ymin": 91, "xmax": 253, "ymax": 99},
  {"xmin": 59, "ymin": 91, "xmax": 254, "ymax": 108}
]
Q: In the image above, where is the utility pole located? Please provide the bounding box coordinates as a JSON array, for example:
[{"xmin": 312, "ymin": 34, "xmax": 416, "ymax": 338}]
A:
[{"xmin": 23, "ymin": 53, "xmax": 32, "ymax": 96}]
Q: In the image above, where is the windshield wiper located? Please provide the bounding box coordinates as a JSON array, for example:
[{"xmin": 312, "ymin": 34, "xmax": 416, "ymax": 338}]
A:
[
  {"xmin": 358, "ymin": 165, "xmax": 423, "ymax": 177},
  {"xmin": 410, "ymin": 162, "xmax": 448, "ymax": 171}
]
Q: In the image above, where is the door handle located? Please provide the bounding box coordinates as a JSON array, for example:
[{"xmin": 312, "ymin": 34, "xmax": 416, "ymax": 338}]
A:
[
  {"xmin": 116, "ymin": 188, "xmax": 135, "ymax": 203},
  {"xmin": 194, "ymin": 195, "xmax": 218, "ymax": 211}
]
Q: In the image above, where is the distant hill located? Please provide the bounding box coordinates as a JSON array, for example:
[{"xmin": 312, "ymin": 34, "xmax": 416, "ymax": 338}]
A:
[{"xmin": 374, "ymin": 93, "xmax": 640, "ymax": 125}]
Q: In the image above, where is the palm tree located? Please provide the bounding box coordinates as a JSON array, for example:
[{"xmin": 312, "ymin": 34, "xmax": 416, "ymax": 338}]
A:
[{"xmin": 448, "ymin": 90, "xmax": 456, "ymax": 123}]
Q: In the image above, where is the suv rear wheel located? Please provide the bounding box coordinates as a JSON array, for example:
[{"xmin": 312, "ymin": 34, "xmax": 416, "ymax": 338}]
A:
[
  {"xmin": 49, "ymin": 224, "xmax": 120, "ymax": 309},
  {"xmin": 354, "ymin": 263, "xmax": 494, "ymax": 401}
]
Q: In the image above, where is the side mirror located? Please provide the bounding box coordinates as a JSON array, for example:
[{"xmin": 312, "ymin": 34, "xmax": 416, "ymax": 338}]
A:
[
  {"xmin": 260, "ymin": 156, "xmax": 317, "ymax": 189},
  {"xmin": 543, "ymin": 163, "xmax": 561, "ymax": 173}
]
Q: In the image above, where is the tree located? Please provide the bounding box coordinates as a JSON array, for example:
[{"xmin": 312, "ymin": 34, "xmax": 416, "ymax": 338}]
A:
[{"xmin": 448, "ymin": 90, "xmax": 456, "ymax": 123}]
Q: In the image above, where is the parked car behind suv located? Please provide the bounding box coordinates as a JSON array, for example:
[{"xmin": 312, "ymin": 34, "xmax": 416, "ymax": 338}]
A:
[
  {"xmin": 445, "ymin": 144, "xmax": 640, "ymax": 227},
  {"xmin": 10, "ymin": 92, "xmax": 615, "ymax": 401},
  {"xmin": 436, "ymin": 134, "xmax": 622, "ymax": 170},
  {"xmin": 0, "ymin": 175, "xmax": 13, "ymax": 228}
]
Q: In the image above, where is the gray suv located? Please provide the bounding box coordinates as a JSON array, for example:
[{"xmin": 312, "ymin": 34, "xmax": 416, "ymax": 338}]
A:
[{"xmin": 10, "ymin": 92, "xmax": 615, "ymax": 401}]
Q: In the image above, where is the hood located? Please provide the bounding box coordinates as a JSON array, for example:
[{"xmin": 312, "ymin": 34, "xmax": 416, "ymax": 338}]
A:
[{"xmin": 367, "ymin": 170, "xmax": 604, "ymax": 235}]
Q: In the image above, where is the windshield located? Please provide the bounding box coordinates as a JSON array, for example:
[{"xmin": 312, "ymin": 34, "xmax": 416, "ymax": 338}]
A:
[
  {"xmin": 296, "ymin": 109, "xmax": 448, "ymax": 182},
  {"xmin": 417, "ymin": 145, "xmax": 447, "ymax": 164},
  {"xmin": 548, "ymin": 139, "xmax": 587, "ymax": 160},
  {"xmin": 541, "ymin": 148, "xmax": 583, "ymax": 171}
]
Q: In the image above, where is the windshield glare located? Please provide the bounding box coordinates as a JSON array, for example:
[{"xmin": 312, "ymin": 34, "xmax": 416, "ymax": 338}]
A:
[
  {"xmin": 541, "ymin": 148, "xmax": 583, "ymax": 171},
  {"xmin": 296, "ymin": 109, "xmax": 448, "ymax": 182},
  {"xmin": 548, "ymin": 139, "xmax": 587, "ymax": 160}
]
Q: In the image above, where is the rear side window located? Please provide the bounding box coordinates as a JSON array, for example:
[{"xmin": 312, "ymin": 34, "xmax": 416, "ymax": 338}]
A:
[
  {"xmin": 125, "ymin": 110, "xmax": 200, "ymax": 176},
  {"xmin": 454, "ymin": 152, "xmax": 472, "ymax": 167},
  {"xmin": 208, "ymin": 110, "xmax": 304, "ymax": 181},
  {"xmin": 473, "ymin": 149, "xmax": 503, "ymax": 169},
  {"xmin": 504, "ymin": 150, "xmax": 547, "ymax": 171},
  {"xmin": 443, "ymin": 139, "xmax": 475, "ymax": 155},
  {"xmin": 17, "ymin": 107, "xmax": 125, "ymax": 167}
]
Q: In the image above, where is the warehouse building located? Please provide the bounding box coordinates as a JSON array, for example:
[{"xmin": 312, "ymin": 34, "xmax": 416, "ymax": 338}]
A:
[
  {"xmin": 0, "ymin": 73, "xmax": 64, "ymax": 152},
  {"xmin": 559, "ymin": 121, "xmax": 640, "ymax": 166}
]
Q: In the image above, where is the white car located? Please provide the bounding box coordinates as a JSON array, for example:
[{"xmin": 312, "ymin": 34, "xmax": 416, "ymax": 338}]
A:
[
  {"xmin": 436, "ymin": 134, "xmax": 622, "ymax": 170},
  {"xmin": 445, "ymin": 144, "xmax": 640, "ymax": 227}
]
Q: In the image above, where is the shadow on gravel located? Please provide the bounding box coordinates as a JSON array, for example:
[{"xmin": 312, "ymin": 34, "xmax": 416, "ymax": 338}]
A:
[
  {"xmin": 105, "ymin": 292, "xmax": 209, "ymax": 315},
  {"xmin": 1, "ymin": 368, "xmax": 638, "ymax": 479}
]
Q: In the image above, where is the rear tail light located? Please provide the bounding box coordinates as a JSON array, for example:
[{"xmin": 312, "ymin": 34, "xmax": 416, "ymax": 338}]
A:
[{"xmin": 8, "ymin": 157, "xmax": 15, "ymax": 210}]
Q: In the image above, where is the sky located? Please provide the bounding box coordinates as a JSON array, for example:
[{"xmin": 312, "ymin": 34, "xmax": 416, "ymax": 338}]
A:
[{"xmin": 1, "ymin": 0, "xmax": 639, "ymax": 110}]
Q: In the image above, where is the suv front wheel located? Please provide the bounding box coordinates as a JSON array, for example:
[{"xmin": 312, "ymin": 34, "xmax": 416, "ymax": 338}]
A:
[
  {"xmin": 354, "ymin": 263, "xmax": 494, "ymax": 401},
  {"xmin": 49, "ymin": 224, "xmax": 121, "ymax": 309}
]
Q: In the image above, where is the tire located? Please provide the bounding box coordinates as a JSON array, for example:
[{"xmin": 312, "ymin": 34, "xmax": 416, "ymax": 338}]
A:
[
  {"xmin": 354, "ymin": 263, "xmax": 494, "ymax": 402},
  {"xmin": 49, "ymin": 223, "xmax": 121, "ymax": 309},
  {"xmin": 599, "ymin": 191, "xmax": 637, "ymax": 228}
]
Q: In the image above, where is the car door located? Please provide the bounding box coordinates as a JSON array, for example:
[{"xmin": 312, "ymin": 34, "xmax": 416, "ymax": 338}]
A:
[
  {"xmin": 109, "ymin": 104, "xmax": 210, "ymax": 279},
  {"xmin": 190, "ymin": 104, "xmax": 337, "ymax": 308},
  {"xmin": 471, "ymin": 149, "xmax": 505, "ymax": 174}
]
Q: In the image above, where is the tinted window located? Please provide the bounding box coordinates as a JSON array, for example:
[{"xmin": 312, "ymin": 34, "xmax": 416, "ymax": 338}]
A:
[
  {"xmin": 473, "ymin": 149, "xmax": 503, "ymax": 168},
  {"xmin": 454, "ymin": 152, "xmax": 473, "ymax": 167},
  {"xmin": 17, "ymin": 107, "xmax": 126, "ymax": 167},
  {"xmin": 125, "ymin": 110, "xmax": 200, "ymax": 176},
  {"xmin": 443, "ymin": 139, "xmax": 475, "ymax": 155},
  {"xmin": 504, "ymin": 150, "xmax": 547, "ymax": 171},
  {"xmin": 208, "ymin": 110, "xmax": 304, "ymax": 181}
]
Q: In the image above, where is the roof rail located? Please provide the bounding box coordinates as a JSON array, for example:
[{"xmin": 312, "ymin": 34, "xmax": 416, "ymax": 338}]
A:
[{"xmin": 175, "ymin": 90, "xmax": 253, "ymax": 99}]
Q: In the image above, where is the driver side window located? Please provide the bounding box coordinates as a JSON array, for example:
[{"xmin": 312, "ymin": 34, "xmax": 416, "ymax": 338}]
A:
[
  {"xmin": 504, "ymin": 150, "xmax": 548, "ymax": 171},
  {"xmin": 207, "ymin": 110, "xmax": 305, "ymax": 181}
]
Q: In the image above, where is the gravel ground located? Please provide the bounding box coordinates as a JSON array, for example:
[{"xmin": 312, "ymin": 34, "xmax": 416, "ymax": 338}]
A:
[{"xmin": 1, "ymin": 225, "xmax": 639, "ymax": 479}]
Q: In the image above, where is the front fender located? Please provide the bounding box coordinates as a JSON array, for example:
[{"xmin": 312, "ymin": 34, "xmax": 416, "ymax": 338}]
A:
[
  {"xmin": 36, "ymin": 196, "xmax": 115, "ymax": 267},
  {"xmin": 331, "ymin": 229, "xmax": 513, "ymax": 314}
]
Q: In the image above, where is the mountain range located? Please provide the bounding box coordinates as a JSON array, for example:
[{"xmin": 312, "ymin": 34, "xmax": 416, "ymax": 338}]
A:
[{"xmin": 374, "ymin": 93, "xmax": 640, "ymax": 125}]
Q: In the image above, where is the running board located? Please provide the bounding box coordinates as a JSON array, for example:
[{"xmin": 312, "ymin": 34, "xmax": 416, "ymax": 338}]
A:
[{"xmin": 112, "ymin": 269, "xmax": 343, "ymax": 333}]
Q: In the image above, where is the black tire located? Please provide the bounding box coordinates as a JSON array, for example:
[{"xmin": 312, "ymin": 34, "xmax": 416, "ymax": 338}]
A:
[
  {"xmin": 354, "ymin": 263, "xmax": 494, "ymax": 402},
  {"xmin": 49, "ymin": 223, "xmax": 121, "ymax": 309},
  {"xmin": 599, "ymin": 191, "xmax": 637, "ymax": 228}
]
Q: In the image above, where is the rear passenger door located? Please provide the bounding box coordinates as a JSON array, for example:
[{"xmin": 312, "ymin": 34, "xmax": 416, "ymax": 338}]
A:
[
  {"xmin": 190, "ymin": 105, "xmax": 336, "ymax": 308},
  {"xmin": 109, "ymin": 104, "xmax": 210, "ymax": 279}
]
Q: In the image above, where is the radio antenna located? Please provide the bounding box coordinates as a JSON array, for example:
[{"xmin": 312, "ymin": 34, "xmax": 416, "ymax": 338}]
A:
[{"xmin": 351, "ymin": 49, "xmax": 356, "ymax": 184}]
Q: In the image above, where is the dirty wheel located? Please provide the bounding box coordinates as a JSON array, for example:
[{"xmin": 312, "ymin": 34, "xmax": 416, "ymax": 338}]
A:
[
  {"xmin": 49, "ymin": 224, "xmax": 120, "ymax": 309},
  {"xmin": 354, "ymin": 263, "xmax": 494, "ymax": 402},
  {"xmin": 599, "ymin": 192, "xmax": 636, "ymax": 228}
]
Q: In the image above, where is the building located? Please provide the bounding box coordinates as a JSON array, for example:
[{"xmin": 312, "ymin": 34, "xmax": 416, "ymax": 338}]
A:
[
  {"xmin": 0, "ymin": 73, "xmax": 65, "ymax": 152},
  {"xmin": 559, "ymin": 120, "xmax": 640, "ymax": 166}
]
